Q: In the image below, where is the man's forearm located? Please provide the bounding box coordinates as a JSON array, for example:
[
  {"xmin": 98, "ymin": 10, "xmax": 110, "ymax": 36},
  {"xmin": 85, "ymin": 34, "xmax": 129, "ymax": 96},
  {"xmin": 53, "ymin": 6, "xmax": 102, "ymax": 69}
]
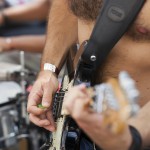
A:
[
  {"xmin": 2, "ymin": 0, "xmax": 50, "ymax": 23},
  {"xmin": 128, "ymin": 101, "xmax": 150, "ymax": 147},
  {"xmin": 9, "ymin": 35, "xmax": 45, "ymax": 52},
  {"xmin": 41, "ymin": 0, "xmax": 78, "ymax": 70}
]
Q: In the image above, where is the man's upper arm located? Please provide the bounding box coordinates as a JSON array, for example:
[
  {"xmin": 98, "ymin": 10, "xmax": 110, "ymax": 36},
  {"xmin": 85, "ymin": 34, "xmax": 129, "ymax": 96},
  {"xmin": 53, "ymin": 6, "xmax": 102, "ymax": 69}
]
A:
[{"xmin": 41, "ymin": 0, "xmax": 78, "ymax": 69}]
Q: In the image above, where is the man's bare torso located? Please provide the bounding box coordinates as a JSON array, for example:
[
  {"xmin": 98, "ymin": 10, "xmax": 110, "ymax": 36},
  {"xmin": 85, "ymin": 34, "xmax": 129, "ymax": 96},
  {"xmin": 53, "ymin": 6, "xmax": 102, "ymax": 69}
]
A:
[{"xmin": 68, "ymin": 0, "xmax": 150, "ymax": 106}]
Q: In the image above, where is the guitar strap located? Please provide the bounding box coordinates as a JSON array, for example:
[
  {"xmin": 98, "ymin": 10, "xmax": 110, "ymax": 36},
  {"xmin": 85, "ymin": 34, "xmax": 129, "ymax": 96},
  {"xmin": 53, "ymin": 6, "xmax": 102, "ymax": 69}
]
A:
[
  {"xmin": 73, "ymin": 41, "xmax": 88, "ymax": 69},
  {"xmin": 75, "ymin": 0, "xmax": 145, "ymax": 83}
]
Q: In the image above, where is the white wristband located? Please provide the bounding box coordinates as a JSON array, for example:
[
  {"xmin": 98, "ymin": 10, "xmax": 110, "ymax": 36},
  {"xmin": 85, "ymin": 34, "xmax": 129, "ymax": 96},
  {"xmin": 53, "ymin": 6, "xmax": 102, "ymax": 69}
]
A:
[
  {"xmin": 43, "ymin": 63, "xmax": 59, "ymax": 75},
  {"xmin": 44, "ymin": 63, "xmax": 56, "ymax": 72}
]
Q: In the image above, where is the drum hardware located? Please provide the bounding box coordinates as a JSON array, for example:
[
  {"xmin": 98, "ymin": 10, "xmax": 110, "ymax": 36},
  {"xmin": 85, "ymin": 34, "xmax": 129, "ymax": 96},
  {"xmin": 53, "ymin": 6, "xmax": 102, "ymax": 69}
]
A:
[
  {"xmin": 0, "ymin": 51, "xmax": 37, "ymax": 84},
  {"xmin": 0, "ymin": 104, "xmax": 19, "ymax": 149},
  {"xmin": 0, "ymin": 52, "xmax": 42, "ymax": 150},
  {"xmin": 16, "ymin": 93, "xmax": 29, "ymax": 134},
  {"xmin": 0, "ymin": 71, "xmax": 37, "ymax": 83},
  {"xmin": 20, "ymin": 51, "xmax": 26, "ymax": 94},
  {"xmin": 0, "ymin": 133, "xmax": 16, "ymax": 142}
]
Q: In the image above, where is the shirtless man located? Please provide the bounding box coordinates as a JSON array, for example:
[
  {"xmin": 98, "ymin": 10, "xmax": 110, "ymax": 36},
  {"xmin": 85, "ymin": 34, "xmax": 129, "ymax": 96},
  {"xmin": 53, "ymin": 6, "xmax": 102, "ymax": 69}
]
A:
[{"xmin": 27, "ymin": 0, "xmax": 150, "ymax": 149}]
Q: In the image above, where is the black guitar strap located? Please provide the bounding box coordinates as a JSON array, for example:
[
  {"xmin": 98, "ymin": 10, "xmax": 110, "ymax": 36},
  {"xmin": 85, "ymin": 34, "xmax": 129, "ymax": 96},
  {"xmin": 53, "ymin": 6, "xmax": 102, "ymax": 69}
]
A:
[{"xmin": 75, "ymin": 0, "xmax": 145, "ymax": 83}]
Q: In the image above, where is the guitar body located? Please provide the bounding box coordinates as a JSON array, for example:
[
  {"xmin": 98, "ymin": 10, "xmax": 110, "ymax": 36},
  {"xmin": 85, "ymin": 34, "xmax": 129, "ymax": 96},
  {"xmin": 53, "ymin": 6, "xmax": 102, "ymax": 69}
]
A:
[
  {"xmin": 49, "ymin": 75, "xmax": 80, "ymax": 150},
  {"xmin": 49, "ymin": 117, "xmax": 80, "ymax": 150},
  {"xmin": 49, "ymin": 116, "xmax": 66, "ymax": 150}
]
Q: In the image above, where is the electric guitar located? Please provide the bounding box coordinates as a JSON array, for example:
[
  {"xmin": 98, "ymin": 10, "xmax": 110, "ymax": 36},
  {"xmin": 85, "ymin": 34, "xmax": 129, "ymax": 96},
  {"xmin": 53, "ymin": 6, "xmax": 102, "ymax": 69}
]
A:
[{"xmin": 40, "ymin": 70, "xmax": 140, "ymax": 150}]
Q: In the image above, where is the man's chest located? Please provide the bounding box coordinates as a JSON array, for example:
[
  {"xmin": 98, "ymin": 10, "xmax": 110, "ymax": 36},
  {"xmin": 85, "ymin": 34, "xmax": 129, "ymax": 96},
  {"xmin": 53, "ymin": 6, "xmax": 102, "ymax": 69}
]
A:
[{"xmin": 127, "ymin": 0, "xmax": 150, "ymax": 41}]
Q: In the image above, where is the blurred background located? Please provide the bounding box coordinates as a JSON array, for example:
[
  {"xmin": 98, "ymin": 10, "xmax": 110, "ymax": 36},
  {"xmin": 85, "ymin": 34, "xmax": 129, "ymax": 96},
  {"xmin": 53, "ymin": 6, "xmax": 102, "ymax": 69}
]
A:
[{"xmin": 0, "ymin": 0, "xmax": 49, "ymax": 149}]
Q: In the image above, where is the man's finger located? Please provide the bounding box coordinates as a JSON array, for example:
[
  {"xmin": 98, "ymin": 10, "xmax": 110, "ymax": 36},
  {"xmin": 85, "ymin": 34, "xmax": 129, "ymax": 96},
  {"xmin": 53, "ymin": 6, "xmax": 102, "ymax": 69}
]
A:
[
  {"xmin": 29, "ymin": 114, "xmax": 50, "ymax": 127},
  {"xmin": 43, "ymin": 125, "xmax": 56, "ymax": 131},
  {"xmin": 71, "ymin": 98, "xmax": 88, "ymax": 120},
  {"xmin": 64, "ymin": 90, "xmax": 87, "ymax": 110},
  {"xmin": 46, "ymin": 111, "xmax": 56, "ymax": 130},
  {"xmin": 27, "ymin": 82, "xmax": 43, "ymax": 108},
  {"xmin": 27, "ymin": 106, "xmax": 46, "ymax": 115},
  {"xmin": 42, "ymin": 82, "xmax": 53, "ymax": 108}
]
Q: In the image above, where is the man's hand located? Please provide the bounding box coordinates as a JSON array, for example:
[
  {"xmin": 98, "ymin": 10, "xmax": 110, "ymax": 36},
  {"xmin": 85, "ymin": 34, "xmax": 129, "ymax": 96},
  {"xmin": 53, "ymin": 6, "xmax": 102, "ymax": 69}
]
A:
[
  {"xmin": 27, "ymin": 71, "xmax": 59, "ymax": 131},
  {"xmin": 64, "ymin": 84, "xmax": 132, "ymax": 150}
]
